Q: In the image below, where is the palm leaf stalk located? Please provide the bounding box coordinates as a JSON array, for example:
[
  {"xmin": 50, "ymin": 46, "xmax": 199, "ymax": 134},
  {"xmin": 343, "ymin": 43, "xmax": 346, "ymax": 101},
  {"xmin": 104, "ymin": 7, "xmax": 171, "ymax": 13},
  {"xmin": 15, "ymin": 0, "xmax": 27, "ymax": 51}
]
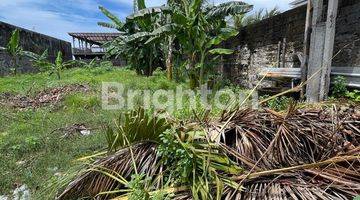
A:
[{"xmin": 57, "ymin": 104, "xmax": 360, "ymax": 200}]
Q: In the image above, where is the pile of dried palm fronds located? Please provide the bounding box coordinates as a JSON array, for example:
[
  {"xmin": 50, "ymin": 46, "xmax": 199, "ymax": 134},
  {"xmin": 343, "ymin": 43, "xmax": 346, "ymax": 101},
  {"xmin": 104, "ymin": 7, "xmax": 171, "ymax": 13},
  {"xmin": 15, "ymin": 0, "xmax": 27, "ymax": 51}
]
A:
[{"xmin": 57, "ymin": 105, "xmax": 360, "ymax": 200}]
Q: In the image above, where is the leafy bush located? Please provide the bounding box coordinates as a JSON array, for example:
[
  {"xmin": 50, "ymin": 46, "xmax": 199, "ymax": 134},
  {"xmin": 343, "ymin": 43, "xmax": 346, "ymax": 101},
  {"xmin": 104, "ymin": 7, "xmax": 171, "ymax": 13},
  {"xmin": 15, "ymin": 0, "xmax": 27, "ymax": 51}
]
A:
[
  {"xmin": 261, "ymin": 95, "xmax": 293, "ymax": 111},
  {"xmin": 346, "ymin": 90, "xmax": 360, "ymax": 102},
  {"xmin": 332, "ymin": 76, "xmax": 348, "ymax": 98}
]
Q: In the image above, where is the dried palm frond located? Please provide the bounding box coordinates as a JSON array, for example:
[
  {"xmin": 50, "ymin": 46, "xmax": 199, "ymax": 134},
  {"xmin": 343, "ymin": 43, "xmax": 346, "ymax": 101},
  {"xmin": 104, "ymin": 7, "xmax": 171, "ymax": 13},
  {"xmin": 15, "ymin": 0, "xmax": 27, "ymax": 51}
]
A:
[
  {"xmin": 58, "ymin": 106, "xmax": 360, "ymax": 200},
  {"xmin": 58, "ymin": 143, "xmax": 161, "ymax": 199}
]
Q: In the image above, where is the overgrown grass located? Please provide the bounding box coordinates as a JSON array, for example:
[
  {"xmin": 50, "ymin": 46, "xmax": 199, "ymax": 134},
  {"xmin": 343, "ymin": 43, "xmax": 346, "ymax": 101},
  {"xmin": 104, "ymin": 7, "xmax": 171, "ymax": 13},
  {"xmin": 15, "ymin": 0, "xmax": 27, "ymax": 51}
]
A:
[
  {"xmin": 0, "ymin": 67, "xmax": 252, "ymax": 198},
  {"xmin": 0, "ymin": 67, "xmax": 181, "ymax": 94},
  {"xmin": 0, "ymin": 67, "xmax": 184, "ymax": 197}
]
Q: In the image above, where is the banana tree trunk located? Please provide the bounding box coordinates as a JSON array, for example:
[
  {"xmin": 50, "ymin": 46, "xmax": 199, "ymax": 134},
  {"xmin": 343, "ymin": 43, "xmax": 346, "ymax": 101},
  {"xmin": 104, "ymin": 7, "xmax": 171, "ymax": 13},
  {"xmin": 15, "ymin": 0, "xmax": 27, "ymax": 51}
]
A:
[
  {"xmin": 188, "ymin": 53, "xmax": 198, "ymax": 89},
  {"xmin": 11, "ymin": 56, "xmax": 18, "ymax": 75},
  {"xmin": 199, "ymin": 51, "xmax": 206, "ymax": 85},
  {"xmin": 166, "ymin": 37, "xmax": 174, "ymax": 81}
]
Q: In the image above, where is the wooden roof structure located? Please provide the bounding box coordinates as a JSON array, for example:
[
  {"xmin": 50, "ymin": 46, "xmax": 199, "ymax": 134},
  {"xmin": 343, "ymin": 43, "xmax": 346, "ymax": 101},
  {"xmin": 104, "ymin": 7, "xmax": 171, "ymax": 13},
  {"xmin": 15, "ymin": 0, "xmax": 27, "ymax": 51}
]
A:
[
  {"xmin": 68, "ymin": 32, "xmax": 120, "ymax": 45},
  {"xmin": 290, "ymin": 0, "xmax": 307, "ymax": 7}
]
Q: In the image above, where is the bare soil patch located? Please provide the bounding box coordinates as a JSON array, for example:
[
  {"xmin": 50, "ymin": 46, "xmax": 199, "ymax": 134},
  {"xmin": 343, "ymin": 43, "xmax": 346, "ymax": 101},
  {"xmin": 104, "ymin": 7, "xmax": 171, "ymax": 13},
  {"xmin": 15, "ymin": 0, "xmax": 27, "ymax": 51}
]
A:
[{"xmin": 0, "ymin": 84, "xmax": 89, "ymax": 109}]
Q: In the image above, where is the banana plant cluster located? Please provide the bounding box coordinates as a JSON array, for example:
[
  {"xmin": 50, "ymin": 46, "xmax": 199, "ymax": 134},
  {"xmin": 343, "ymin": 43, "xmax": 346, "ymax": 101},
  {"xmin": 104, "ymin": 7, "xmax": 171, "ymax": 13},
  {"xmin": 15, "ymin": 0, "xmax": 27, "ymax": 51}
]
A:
[
  {"xmin": 98, "ymin": 2, "xmax": 170, "ymax": 76},
  {"xmin": 99, "ymin": 0, "xmax": 253, "ymax": 88},
  {"xmin": 29, "ymin": 50, "xmax": 79, "ymax": 80}
]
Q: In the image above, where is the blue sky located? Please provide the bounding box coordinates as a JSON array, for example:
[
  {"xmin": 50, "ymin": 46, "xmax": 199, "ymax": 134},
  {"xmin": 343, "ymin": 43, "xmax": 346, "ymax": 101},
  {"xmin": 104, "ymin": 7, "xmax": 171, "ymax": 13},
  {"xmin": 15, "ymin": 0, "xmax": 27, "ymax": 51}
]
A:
[{"xmin": 0, "ymin": 0, "xmax": 292, "ymax": 43}]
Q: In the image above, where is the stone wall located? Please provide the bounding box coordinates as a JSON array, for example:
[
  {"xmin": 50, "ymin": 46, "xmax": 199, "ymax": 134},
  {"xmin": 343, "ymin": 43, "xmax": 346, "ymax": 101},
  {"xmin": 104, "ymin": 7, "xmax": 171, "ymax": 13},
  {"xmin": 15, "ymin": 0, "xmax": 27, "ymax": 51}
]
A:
[
  {"xmin": 222, "ymin": 0, "xmax": 360, "ymax": 87},
  {"xmin": 0, "ymin": 21, "xmax": 72, "ymax": 76}
]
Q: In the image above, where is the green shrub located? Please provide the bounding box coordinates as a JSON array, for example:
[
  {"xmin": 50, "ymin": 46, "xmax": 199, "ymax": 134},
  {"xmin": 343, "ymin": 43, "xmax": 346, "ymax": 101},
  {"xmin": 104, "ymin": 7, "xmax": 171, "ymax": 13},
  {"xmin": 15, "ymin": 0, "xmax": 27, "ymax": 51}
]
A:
[
  {"xmin": 332, "ymin": 76, "xmax": 348, "ymax": 98},
  {"xmin": 346, "ymin": 90, "xmax": 360, "ymax": 102},
  {"xmin": 261, "ymin": 95, "xmax": 293, "ymax": 111}
]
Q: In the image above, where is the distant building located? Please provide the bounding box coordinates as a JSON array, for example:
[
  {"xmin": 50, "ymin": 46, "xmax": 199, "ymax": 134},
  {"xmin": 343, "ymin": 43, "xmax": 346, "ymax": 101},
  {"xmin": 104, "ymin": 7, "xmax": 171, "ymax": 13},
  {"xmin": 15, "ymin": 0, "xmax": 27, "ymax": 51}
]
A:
[
  {"xmin": 290, "ymin": 0, "xmax": 307, "ymax": 8},
  {"xmin": 68, "ymin": 32, "xmax": 120, "ymax": 60},
  {"xmin": 68, "ymin": 32, "xmax": 126, "ymax": 66}
]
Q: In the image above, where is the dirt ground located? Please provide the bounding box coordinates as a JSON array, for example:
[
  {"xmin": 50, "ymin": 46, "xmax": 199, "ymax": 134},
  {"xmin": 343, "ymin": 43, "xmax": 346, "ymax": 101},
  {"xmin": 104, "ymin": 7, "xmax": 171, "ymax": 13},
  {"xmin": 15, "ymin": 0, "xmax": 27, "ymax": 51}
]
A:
[{"xmin": 0, "ymin": 84, "xmax": 89, "ymax": 109}]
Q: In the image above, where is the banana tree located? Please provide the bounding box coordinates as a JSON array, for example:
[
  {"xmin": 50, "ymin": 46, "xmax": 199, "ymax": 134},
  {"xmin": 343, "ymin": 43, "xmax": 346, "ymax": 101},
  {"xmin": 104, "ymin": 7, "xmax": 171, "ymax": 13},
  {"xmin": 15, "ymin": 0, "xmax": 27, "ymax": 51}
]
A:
[
  {"xmin": 1, "ymin": 29, "xmax": 30, "ymax": 75},
  {"xmin": 29, "ymin": 51, "xmax": 75, "ymax": 79},
  {"xmin": 0, "ymin": 29, "xmax": 46, "ymax": 75},
  {"xmin": 142, "ymin": 1, "xmax": 253, "ymax": 88},
  {"xmin": 98, "ymin": 1, "xmax": 169, "ymax": 76}
]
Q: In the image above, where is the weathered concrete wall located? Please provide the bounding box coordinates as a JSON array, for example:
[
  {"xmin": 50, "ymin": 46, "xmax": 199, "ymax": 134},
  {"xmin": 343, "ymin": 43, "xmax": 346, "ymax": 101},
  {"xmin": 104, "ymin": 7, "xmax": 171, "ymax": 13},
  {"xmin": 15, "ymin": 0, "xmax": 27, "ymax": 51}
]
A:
[
  {"xmin": 0, "ymin": 21, "xmax": 72, "ymax": 76},
  {"xmin": 223, "ymin": 0, "xmax": 360, "ymax": 87}
]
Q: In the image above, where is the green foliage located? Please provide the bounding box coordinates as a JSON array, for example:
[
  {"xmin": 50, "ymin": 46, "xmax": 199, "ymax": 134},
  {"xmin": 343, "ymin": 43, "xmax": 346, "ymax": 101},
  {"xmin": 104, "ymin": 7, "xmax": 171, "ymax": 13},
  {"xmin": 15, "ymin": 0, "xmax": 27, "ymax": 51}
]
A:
[
  {"xmin": 64, "ymin": 93, "xmax": 101, "ymax": 109},
  {"xmin": 332, "ymin": 76, "xmax": 348, "ymax": 98},
  {"xmin": 106, "ymin": 108, "xmax": 171, "ymax": 152},
  {"xmin": 128, "ymin": 173, "xmax": 151, "ymax": 200},
  {"xmin": 346, "ymin": 90, "xmax": 360, "ymax": 102},
  {"xmin": 99, "ymin": 3, "xmax": 166, "ymax": 76},
  {"xmin": 32, "ymin": 51, "xmax": 82, "ymax": 79},
  {"xmin": 29, "ymin": 49, "xmax": 50, "ymax": 70},
  {"xmin": 160, "ymin": 2, "xmax": 249, "ymax": 86},
  {"xmin": 157, "ymin": 129, "xmax": 193, "ymax": 184},
  {"xmin": 330, "ymin": 76, "xmax": 359, "ymax": 102},
  {"xmin": 6, "ymin": 29, "xmax": 21, "ymax": 57},
  {"xmin": 99, "ymin": 1, "xmax": 252, "ymax": 85},
  {"xmin": 233, "ymin": 7, "xmax": 281, "ymax": 29},
  {"xmin": 157, "ymin": 129, "xmax": 243, "ymax": 199},
  {"xmin": 0, "ymin": 68, "xmax": 183, "ymax": 196},
  {"xmin": 261, "ymin": 95, "xmax": 293, "ymax": 111},
  {"xmin": 3, "ymin": 29, "xmax": 34, "ymax": 74},
  {"xmin": 98, "ymin": 6, "xmax": 124, "ymax": 30}
]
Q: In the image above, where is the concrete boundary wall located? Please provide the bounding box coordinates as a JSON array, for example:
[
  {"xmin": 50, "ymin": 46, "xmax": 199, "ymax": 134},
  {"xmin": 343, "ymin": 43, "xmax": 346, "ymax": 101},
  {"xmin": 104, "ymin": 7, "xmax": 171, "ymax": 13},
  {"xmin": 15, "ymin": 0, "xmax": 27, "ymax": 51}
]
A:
[
  {"xmin": 0, "ymin": 21, "xmax": 72, "ymax": 76},
  {"xmin": 222, "ymin": 0, "xmax": 360, "ymax": 87}
]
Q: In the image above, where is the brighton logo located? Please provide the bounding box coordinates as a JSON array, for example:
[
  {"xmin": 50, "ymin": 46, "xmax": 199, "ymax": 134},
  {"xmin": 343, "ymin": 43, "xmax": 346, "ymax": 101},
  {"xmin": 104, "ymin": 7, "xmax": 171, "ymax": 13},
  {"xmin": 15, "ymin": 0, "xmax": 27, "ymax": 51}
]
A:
[{"xmin": 101, "ymin": 82, "xmax": 258, "ymax": 113}]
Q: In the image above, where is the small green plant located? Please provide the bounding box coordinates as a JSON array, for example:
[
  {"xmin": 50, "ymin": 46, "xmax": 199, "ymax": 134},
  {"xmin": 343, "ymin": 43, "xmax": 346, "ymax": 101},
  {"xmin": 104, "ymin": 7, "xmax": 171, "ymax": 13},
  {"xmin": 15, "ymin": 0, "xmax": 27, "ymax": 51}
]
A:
[
  {"xmin": 346, "ymin": 90, "xmax": 360, "ymax": 102},
  {"xmin": 5, "ymin": 29, "xmax": 22, "ymax": 74},
  {"xmin": 106, "ymin": 108, "xmax": 171, "ymax": 152},
  {"xmin": 127, "ymin": 173, "xmax": 151, "ymax": 200},
  {"xmin": 1, "ymin": 29, "xmax": 34, "ymax": 75},
  {"xmin": 25, "ymin": 136, "xmax": 41, "ymax": 150},
  {"xmin": 52, "ymin": 52, "xmax": 65, "ymax": 79},
  {"xmin": 32, "ymin": 51, "xmax": 76, "ymax": 79},
  {"xmin": 30, "ymin": 49, "xmax": 50, "ymax": 70},
  {"xmin": 157, "ymin": 129, "xmax": 193, "ymax": 184},
  {"xmin": 261, "ymin": 95, "xmax": 293, "ymax": 111},
  {"xmin": 332, "ymin": 76, "xmax": 348, "ymax": 98}
]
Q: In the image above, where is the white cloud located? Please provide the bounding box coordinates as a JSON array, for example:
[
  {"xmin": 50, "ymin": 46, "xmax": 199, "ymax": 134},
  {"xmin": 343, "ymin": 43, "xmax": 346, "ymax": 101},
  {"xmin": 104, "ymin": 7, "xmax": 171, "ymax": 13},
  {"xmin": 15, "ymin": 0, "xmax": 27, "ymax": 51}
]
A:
[{"xmin": 0, "ymin": 0, "xmax": 112, "ymax": 42}]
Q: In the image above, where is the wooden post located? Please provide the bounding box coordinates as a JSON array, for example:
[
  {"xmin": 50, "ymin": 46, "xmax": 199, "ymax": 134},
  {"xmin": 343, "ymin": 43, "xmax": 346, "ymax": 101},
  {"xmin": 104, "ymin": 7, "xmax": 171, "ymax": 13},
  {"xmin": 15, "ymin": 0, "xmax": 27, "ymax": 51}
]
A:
[
  {"xmin": 306, "ymin": 0, "xmax": 325, "ymax": 103},
  {"xmin": 306, "ymin": 0, "xmax": 339, "ymax": 102},
  {"xmin": 319, "ymin": 0, "xmax": 339, "ymax": 100},
  {"xmin": 300, "ymin": 0, "xmax": 313, "ymax": 99}
]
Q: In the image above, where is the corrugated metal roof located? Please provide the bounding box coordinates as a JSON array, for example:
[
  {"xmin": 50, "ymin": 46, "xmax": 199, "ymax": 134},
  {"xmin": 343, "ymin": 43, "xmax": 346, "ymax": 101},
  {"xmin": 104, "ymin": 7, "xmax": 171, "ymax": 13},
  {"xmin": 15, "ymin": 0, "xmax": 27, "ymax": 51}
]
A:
[{"xmin": 68, "ymin": 33, "xmax": 120, "ymax": 45}]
